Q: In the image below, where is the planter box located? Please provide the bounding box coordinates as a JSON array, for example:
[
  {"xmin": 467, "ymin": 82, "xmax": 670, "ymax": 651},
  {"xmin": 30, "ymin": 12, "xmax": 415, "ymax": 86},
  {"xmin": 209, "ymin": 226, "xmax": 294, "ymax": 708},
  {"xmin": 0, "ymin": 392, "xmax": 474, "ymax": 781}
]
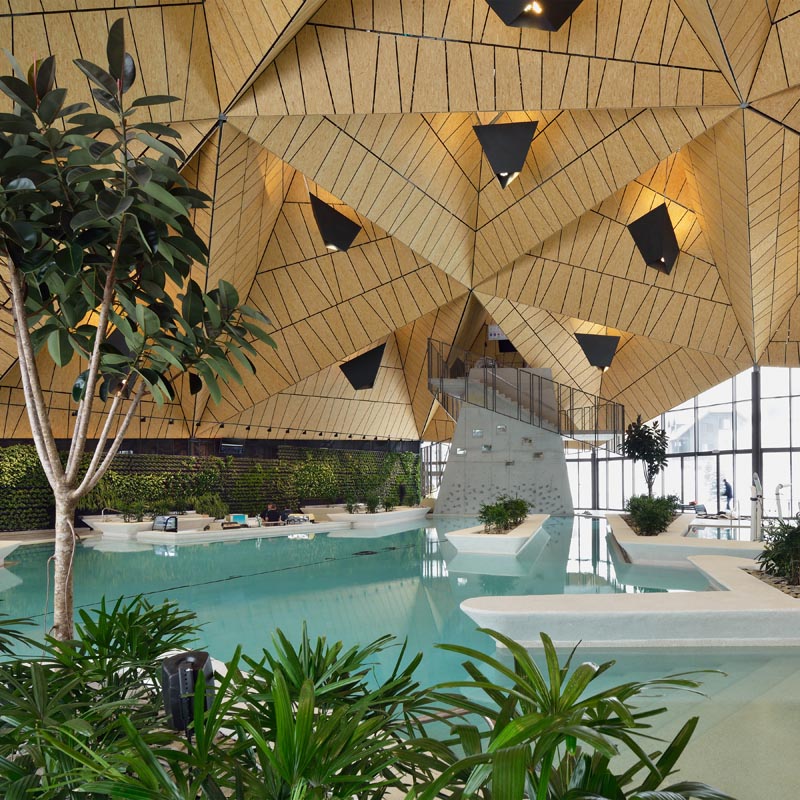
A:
[
  {"xmin": 445, "ymin": 514, "xmax": 550, "ymax": 555},
  {"xmin": 326, "ymin": 506, "xmax": 430, "ymax": 529},
  {"xmin": 80, "ymin": 518, "xmax": 153, "ymax": 539},
  {"xmin": 300, "ymin": 504, "xmax": 346, "ymax": 521},
  {"xmin": 81, "ymin": 514, "xmax": 214, "ymax": 539}
]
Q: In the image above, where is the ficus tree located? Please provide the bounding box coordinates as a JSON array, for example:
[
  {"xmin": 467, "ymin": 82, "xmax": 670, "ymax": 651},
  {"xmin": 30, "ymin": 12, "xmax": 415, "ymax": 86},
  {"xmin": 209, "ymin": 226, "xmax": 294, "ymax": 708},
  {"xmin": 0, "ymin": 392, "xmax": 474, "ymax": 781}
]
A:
[
  {"xmin": 623, "ymin": 414, "xmax": 669, "ymax": 498},
  {"xmin": 0, "ymin": 21, "xmax": 275, "ymax": 639}
]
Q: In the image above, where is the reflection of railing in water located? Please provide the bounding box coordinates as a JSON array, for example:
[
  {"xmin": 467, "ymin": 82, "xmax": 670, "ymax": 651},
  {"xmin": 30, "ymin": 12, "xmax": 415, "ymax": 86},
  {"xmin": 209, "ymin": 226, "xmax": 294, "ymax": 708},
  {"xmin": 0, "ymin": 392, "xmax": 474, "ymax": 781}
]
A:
[{"xmin": 427, "ymin": 338, "xmax": 625, "ymax": 453}]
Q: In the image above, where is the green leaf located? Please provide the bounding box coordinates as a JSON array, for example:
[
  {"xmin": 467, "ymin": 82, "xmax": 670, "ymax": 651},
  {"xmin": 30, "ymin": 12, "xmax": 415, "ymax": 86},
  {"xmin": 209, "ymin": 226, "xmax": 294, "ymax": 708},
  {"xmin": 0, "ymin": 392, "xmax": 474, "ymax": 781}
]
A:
[
  {"xmin": 121, "ymin": 54, "xmax": 136, "ymax": 94},
  {"xmin": 31, "ymin": 55, "xmax": 56, "ymax": 99},
  {"xmin": 37, "ymin": 86, "xmax": 67, "ymax": 124},
  {"xmin": 71, "ymin": 208, "xmax": 103, "ymax": 230},
  {"xmin": 72, "ymin": 369, "xmax": 88, "ymax": 404},
  {"xmin": 129, "ymin": 164, "xmax": 152, "ymax": 186},
  {"xmin": 0, "ymin": 112, "xmax": 37, "ymax": 134},
  {"xmin": 240, "ymin": 319, "xmax": 276, "ymax": 348},
  {"xmin": 55, "ymin": 242, "xmax": 83, "ymax": 275},
  {"xmin": 138, "ymin": 179, "xmax": 190, "ymax": 217},
  {"xmin": 97, "ymin": 190, "xmax": 133, "ymax": 219},
  {"xmin": 0, "ymin": 75, "xmax": 36, "ymax": 110},
  {"xmin": 195, "ymin": 360, "xmax": 221, "ymax": 403},
  {"xmin": 7, "ymin": 220, "xmax": 37, "ymax": 249},
  {"xmin": 216, "ymin": 279, "xmax": 239, "ymax": 311},
  {"xmin": 6, "ymin": 177, "xmax": 35, "ymax": 191},
  {"xmin": 135, "ymin": 132, "xmax": 184, "ymax": 160},
  {"xmin": 47, "ymin": 328, "xmax": 73, "ymax": 367},
  {"xmin": 181, "ymin": 280, "xmax": 204, "ymax": 327},
  {"xmin": 107, "ymin": 18, "xmax": 126, "ymax": 80},
  {"xmin": 136, "ymin": 304, "xmax": 161, "ymax": 337},
  {"xmin": 73, "ymin": 58, "xmax": 118, "ymax": 96},
  {"xmin": 91, "ymin": 86, "xmax": 121, "ymax": 113},
  {"xmin": 130, "ymin": 94, "xmax": 179, "ymax": 108}
]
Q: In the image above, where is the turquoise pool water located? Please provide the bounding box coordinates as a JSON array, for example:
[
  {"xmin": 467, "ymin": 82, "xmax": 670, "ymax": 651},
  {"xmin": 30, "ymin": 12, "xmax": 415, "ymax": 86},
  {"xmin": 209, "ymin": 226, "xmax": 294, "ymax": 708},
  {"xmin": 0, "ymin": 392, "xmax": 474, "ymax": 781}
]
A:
[{"xmin": 3, "ymin": 516, "xmax": 709, "ymax": 676}]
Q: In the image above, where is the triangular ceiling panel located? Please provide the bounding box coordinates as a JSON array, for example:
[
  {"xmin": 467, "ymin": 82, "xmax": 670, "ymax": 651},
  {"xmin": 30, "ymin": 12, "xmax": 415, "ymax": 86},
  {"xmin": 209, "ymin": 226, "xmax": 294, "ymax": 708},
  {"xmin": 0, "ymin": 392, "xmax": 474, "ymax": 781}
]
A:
[{"xmin": 196, "ymin": 335, "xmax": 418, "ymax": 440}]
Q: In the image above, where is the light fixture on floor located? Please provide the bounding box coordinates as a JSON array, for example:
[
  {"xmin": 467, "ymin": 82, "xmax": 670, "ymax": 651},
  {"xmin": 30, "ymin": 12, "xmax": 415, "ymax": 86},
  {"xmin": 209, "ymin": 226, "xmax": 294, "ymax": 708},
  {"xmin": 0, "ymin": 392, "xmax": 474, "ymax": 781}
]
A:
[
  {"xmin": 576, "ymin": 332, "xmax": 619, "ymax": 372},
  {"xmin": 627, "ymin": 203, "xmax": 680, "ymax": 275},
  {"xmin": 161, "ymin": 651, "xmax": 215, "ymax": 734},
  {"xmin": 483, "ymin": 0, "xmax": 585, "ymax": 30},
  {"xmin": 309, "ymin": 193, "xmax": 361, "ymax": 252},
  {"xmin": 473, "ymin": 121, "xmax": 538, "ymax": 188}
]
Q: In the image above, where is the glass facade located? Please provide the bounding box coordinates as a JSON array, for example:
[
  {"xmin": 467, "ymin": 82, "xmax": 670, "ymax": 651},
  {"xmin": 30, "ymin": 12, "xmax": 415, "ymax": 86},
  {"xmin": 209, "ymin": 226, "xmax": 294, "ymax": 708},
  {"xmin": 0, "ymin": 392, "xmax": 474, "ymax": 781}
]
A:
[{"xmin": 569, "ymin": 366, "xmax": 800, "ymax": 518}]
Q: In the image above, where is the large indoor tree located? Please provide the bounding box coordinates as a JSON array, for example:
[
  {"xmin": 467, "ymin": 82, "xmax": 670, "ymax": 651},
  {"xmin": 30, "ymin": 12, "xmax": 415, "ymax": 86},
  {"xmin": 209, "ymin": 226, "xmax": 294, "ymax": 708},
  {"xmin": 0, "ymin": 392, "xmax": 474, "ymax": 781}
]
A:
[
  {"xmin": 623, "ymin": 414, "xmax": 669, "ymax": 498},
  {"xmin": 0, "ymin": 21, "xmax": 274, "ymax": 639}
]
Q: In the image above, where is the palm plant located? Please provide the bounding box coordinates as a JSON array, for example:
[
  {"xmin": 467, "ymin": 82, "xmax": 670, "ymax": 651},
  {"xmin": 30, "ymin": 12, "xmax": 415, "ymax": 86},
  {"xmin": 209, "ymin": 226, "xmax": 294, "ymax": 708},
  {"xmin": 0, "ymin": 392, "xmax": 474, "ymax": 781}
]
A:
[{"xmin": 421, "ymin": 629, "xmax": 734, "ymax": 800}]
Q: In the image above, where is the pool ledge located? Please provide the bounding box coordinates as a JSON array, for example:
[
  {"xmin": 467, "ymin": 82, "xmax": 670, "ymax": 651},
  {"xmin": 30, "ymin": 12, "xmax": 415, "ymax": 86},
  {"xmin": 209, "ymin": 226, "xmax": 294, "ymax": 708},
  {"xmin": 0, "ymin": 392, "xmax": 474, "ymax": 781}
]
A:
[
  {"xmin": 607, "ymin": 514, "xmax": 764, "ymax": 560},
  {"xmin": 460, "ymin": 556, "xmax": 800, "ymax": 647}
]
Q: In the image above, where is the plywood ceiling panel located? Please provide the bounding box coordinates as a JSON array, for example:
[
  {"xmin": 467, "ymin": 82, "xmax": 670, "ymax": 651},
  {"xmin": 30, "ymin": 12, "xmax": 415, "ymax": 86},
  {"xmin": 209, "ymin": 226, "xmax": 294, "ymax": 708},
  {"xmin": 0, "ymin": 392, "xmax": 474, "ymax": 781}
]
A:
[{"xmin": 3, "ymin": 0, "xmax": 800, "ymax": 440}]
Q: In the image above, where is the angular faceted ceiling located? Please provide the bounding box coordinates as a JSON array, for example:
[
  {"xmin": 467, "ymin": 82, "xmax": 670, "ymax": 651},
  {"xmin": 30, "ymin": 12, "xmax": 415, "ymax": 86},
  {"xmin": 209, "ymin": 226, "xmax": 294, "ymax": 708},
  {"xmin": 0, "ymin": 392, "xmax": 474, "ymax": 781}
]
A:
[{"xmin": 1, "ymin": 0, "xmax": 800, "ymax": 442}]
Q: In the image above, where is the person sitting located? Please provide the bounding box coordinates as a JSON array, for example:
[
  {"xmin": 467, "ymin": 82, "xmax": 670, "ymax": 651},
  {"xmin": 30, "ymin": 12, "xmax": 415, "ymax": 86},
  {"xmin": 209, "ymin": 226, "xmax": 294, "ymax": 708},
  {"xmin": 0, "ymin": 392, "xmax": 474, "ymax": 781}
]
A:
[
  {"xmin": 280, "ymin": 507, "xmax": 292, "ymax": 523},
  {"xmin": 260, "ymin": 503, "xmax": 282, "ymax": 525}
]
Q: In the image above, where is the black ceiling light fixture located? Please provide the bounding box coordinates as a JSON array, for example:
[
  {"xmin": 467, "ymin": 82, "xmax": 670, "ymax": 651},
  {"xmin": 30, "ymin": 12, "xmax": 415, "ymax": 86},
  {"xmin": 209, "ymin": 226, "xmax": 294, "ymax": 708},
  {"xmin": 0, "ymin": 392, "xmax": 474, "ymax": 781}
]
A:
[
  {"xmin": 484, "ymin": 0, "xmax": 585, "ymax": 30},
  {"xmin": 309, "ymin": 193, "xmax": 361, "ymax": 252},
  {"xmin": 340, "ymin": 343, "xmax": 386, "ymax": 390},
  {"xmin": 576, "ymin": 333, "xmax": 620, "ymax": 372},
  {"xmin": 627, "ymin": 203, "xmax": 680, "ymax": 275},
  {"xmin": 473, "ymin": 121, "xmax": 537, "ymax": 189}
]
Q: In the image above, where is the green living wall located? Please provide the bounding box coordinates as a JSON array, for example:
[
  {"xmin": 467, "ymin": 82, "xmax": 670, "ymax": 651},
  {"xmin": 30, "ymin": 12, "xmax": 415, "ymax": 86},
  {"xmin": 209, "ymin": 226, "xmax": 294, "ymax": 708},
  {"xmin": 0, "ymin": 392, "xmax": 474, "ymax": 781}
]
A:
[{"xmin": 0, "ymin": 445, "xmax": 420, "ymax": 531}]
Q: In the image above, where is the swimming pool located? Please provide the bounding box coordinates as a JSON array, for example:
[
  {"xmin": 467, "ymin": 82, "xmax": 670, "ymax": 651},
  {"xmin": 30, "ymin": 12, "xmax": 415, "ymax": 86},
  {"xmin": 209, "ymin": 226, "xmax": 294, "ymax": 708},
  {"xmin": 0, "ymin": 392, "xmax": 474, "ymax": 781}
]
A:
[
  {"xmin": 1, "ymin": 517, "xmax": 712, "ymax": 669},
  {"xmin": 0, "ymin": 515, "xmax": 798, "ymax": 796}
]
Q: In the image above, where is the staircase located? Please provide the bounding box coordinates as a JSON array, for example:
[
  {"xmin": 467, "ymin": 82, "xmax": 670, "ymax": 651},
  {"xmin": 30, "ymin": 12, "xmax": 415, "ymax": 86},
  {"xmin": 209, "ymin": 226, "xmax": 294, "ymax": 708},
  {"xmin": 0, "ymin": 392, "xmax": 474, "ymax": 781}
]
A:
[{"xmin": 428, "ymin": 338, "xmax": 625, "ymax": 453}]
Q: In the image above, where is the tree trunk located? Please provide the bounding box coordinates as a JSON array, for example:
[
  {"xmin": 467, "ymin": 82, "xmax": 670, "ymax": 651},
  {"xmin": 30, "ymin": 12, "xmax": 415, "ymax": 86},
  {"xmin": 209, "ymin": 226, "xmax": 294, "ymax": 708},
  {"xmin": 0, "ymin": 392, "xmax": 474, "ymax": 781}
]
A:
[{"xmin": 51, "ymin": 491, "xmax": 78, "ymax": 640}]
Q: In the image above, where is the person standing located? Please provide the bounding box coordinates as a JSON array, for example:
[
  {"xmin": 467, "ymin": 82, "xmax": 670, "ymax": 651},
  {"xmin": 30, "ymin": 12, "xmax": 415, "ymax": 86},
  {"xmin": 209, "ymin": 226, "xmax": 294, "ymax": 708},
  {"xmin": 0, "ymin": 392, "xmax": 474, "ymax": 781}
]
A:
[{"xmin": 722, "ymin": 479, "xmax": 733, "ymax": 511}]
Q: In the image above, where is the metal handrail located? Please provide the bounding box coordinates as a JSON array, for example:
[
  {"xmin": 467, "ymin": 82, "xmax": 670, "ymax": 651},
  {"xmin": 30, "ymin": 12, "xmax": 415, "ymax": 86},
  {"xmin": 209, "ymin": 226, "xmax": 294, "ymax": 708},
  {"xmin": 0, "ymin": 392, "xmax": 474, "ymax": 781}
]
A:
[{"xmin": 427, "ymin": 338, "xmax": 625, "ymax": 453}]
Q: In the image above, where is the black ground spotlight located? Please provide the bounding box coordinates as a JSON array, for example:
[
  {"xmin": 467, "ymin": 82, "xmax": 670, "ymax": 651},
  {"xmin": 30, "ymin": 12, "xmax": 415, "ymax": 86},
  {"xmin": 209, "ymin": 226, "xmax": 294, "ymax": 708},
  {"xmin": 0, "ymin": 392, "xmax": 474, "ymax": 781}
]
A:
[
  {"xmin": 627, "ymin": 203, "xmax": 680, "ymax": 275},
  {"xmin": 473, "ymin": 121, "xmax": 538, "ymax": 188},
  {"xmin": 576, "ymin": 333, "xmax": 620, "ymax": 372},
  {"xmin": 484, "ymin": 0, "xmax": 585, "ymax": 30},
  {"xmin": 309, "ymin": 193, "xmax": 361, "ymax": 252},
  {"xmin": 161, "ymin": 650, "xmax": 215, "ymax": 735}
]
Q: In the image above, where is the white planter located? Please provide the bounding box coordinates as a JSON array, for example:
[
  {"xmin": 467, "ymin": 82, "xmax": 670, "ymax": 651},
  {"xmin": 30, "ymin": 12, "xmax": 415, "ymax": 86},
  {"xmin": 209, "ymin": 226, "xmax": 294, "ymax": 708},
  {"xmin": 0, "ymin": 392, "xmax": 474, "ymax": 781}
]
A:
[
  {"xmin": 300, "ymin": 504, "xmax": 346, "ymax": 521},
  {"xmin": 81, "ymin": 518, "xmax": 153, "ymax": 539},
  {"xmin": 326, "ymin": 506, "xmax": 430, "ymax": 529},
  {"xmin": 445, "ymin": 514, "xmax": 549, "ymax": 555}
]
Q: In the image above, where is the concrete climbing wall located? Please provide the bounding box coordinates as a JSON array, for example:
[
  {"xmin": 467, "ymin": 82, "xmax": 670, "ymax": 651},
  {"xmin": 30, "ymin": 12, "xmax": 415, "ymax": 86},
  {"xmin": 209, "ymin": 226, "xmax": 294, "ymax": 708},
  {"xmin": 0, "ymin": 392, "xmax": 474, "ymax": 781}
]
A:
[{"xmin": 435, "ymin": 404, "xmax": 574, "ymax": 516}]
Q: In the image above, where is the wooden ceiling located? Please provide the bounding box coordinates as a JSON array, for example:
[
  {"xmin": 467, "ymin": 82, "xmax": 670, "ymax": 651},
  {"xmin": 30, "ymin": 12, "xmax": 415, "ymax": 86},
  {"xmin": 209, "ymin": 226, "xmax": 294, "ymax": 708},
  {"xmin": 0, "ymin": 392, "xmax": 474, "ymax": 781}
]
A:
[{"xmin": 2, "ymin": 0, "xmax": 799, "ymax": 442}]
